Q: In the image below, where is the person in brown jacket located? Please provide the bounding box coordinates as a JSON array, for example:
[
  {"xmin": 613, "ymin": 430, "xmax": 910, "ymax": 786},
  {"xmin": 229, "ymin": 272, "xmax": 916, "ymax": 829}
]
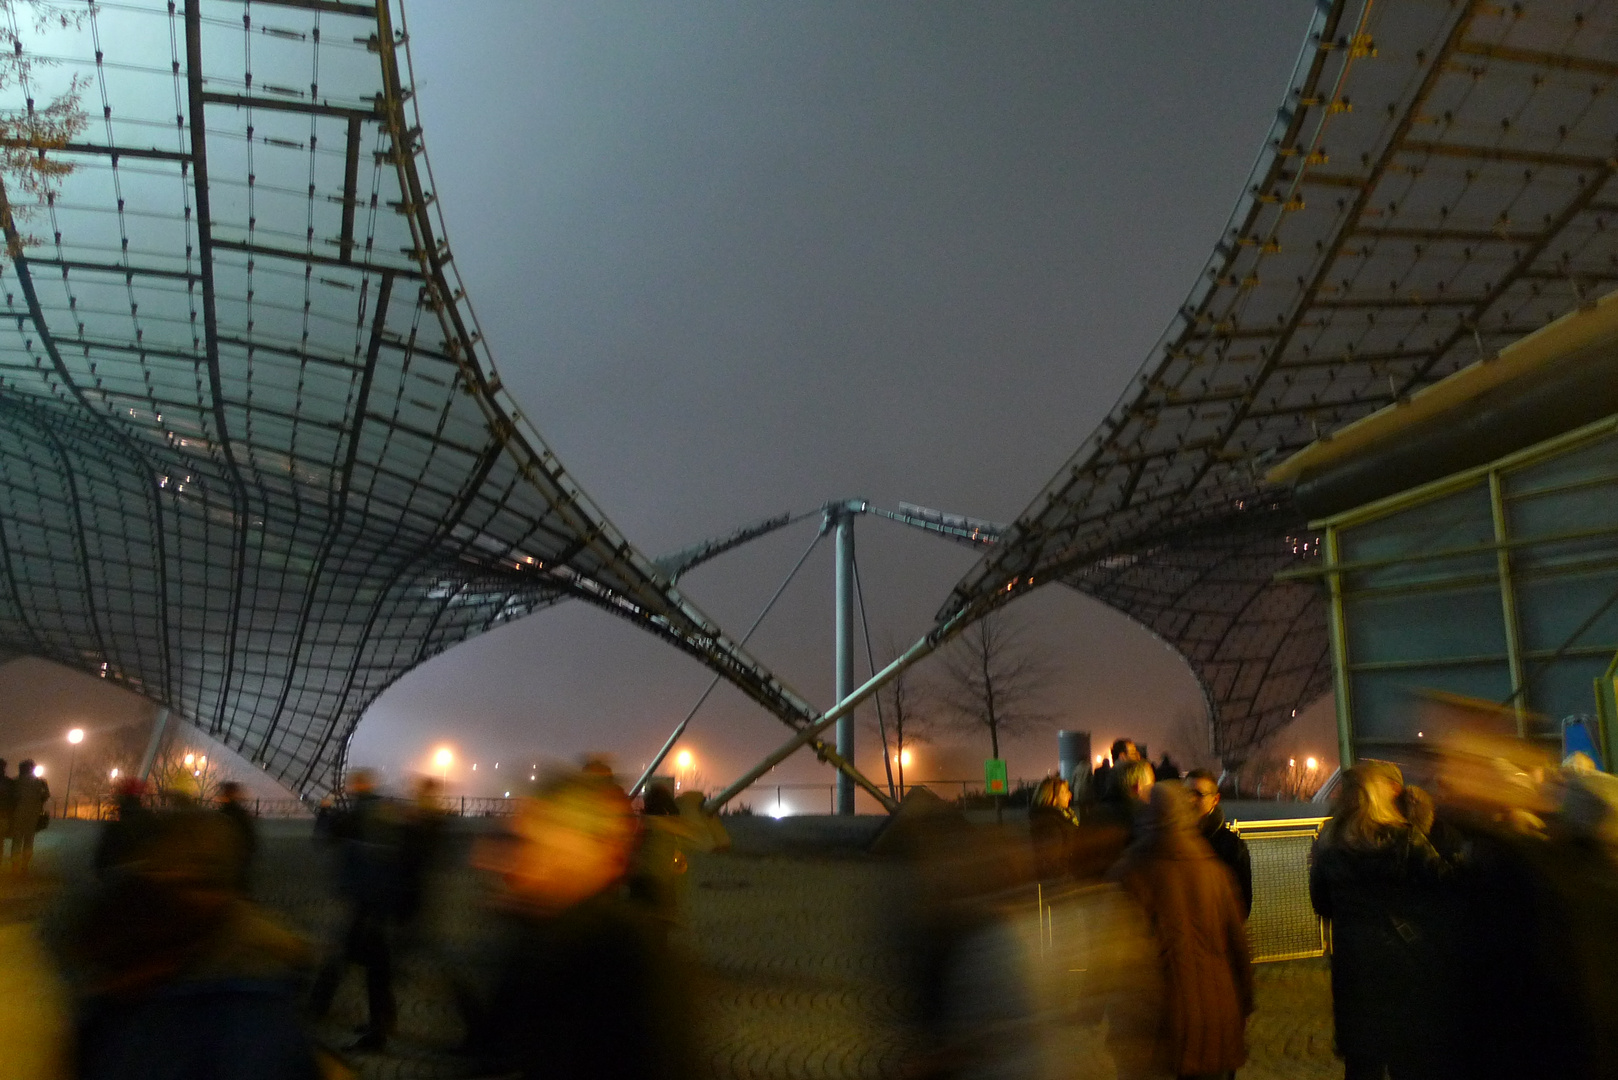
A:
[{"xmin": 1108, "ymin": 781, "xmax": 1253, "ymax": 1080}]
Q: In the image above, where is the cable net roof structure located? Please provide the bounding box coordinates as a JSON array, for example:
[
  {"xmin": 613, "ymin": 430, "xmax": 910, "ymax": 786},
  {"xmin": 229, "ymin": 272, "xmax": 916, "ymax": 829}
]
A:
[
  {"xmin": 943, "ymin": 0, "xmax": 1618, "ymax": 763},
  {"xmin": 0, "ymin": 0, "xmax": 873, "ymax": 799}
]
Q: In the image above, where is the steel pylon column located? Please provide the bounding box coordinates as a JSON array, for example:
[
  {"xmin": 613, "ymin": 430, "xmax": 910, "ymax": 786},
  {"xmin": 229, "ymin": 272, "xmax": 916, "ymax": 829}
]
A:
[
  {"xmin": 835, "ymin": 506, "xmax": 857, "ymax": 815},
  {"xmin": 824, "ymin": 500, "xmax": 865, "ymax": 815}
]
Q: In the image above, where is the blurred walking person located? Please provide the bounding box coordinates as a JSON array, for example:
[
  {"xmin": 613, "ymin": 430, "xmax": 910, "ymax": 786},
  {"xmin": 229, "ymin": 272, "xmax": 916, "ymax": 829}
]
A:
[
  {"xmin": 475, "ymin": 769, "xmax": 697, "ymax": 1080},
  {"xmin": 1108, "ymin": 781, "xmax": 1252, "ymax": 1080},
  {"xmin": 1186, "ymin": 769, "xmax": 1252, "ymax": 917},
  {"xmin": 215, "ymin": 781, "xmax": 257, "ymax": 892},
  {"xmin": 71, "ymin": 809, "xmax": 321, "ymax": 1080},
  {"xmin": 1309, "ymin": 762, "xmax": 1448, "ymax": 1080},
  {"xmin": 396, "ymin": 776, "xmax": 446, "ymax": 940},
  {"xmin": 8, "ymin": 761, "xmax": 49, "ymax": 875},
  {"xmin": 1427, "ymin": 734, "xmax": 1618, "ymax": 1080},
  {"xmin": 307, "ymin": 769, "xmax": 400, "ymax": 1052},
  {"xmin": 1075, "ymin": 757, "xmax": 1158, "ymax": 879},
  {"xmin": 628, "ymin": 782, "xmax": 729, "ymax": 941},
  {"xmin": 95, "ymin": 777, "xmax": 156, "ymax": 877},
  {"xmin": 0, "ymin": 760, "xmax": 14, "ymax": 868},
  {"xmin": 0, "ymin": 870, "xmax": 73, "ymax": 1079}
]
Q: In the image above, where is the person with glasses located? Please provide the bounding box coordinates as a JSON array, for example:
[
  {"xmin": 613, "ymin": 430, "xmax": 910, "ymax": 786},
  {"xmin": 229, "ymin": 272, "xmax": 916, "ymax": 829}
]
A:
[{"xmin": 1184, "ymin": 769, "xmax": 1251, "ymax": 918}]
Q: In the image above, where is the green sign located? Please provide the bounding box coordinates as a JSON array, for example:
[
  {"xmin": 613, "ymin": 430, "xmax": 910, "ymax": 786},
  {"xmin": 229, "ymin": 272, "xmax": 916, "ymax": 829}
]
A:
[{"xmin": 984, "ymin": 758, "xmax": 1008, "ymax": 794}]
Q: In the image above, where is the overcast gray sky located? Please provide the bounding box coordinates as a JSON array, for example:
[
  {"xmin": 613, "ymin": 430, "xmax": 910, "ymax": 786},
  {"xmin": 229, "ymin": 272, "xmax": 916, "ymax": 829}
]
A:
[
  {"xmin": 343, "ymin": 0, "xmax": 1344, "ymax": 803},
  {"xmin": 2, "ymin": 2, "xmax": 1344, "ymax": 803}
]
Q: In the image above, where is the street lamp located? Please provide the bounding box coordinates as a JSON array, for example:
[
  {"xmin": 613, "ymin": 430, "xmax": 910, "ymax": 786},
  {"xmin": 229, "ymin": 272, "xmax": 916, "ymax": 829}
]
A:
[
  {"xmin": 1305, "ymin": 756, "xmax": 1319, "ymax": 771},
  {"xmin": 674, "ymin": 749, "xmax": 694, "ymax": 790},
  {"xmin": 434, "ymin": 747, "xmax": 453, "ymax": 783},
  {"xmin": 65, "ymin": 728, "xmax": 84, "ymax": 818}
]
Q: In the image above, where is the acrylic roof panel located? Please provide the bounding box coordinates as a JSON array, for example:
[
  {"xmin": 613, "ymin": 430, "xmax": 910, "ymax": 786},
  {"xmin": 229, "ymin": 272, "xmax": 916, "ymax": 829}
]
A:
[
  {"xmin": 0, "ymin": 0, "xmax": 847, "ymax": 796},
  {"xmin": 946, "ymin": 0, "xmax": 1618, "ymax": 759}
]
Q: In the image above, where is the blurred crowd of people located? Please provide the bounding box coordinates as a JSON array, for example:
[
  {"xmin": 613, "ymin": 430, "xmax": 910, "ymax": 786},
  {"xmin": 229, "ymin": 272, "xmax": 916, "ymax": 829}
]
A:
[
  {"xmin": 0, "ymin": 760, "xmax": 730, "ymax": 1080},
  {"xmin": 0, "ymin": 731, "xmax": 1612, "ymax": 1080},
  {"xmin": 0, "ymin": 757, "xmax": 51, "ymax": 874},
  {"xmin": 1307, "ymin": 739, "xmax": 1618, "ymax": 1080}
]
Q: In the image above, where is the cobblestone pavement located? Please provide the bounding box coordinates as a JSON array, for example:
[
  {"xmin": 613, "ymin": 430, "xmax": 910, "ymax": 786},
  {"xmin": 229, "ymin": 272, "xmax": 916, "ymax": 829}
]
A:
[
  {"xmin": 687, "ymin": 849, "xmax": 1342, "ymax": 1080},
  {"xmin": 34, "ymin": 820, "xmax": 1344, "ymax": 1079}
]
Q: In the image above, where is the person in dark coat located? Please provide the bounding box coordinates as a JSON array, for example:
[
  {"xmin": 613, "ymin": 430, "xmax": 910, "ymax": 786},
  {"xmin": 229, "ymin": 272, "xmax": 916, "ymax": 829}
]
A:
[
  {"xmin": 1186, "ymin": 769, "xmax": 1252, "ymax": 918},
  {"xmin": 0, "ymin": 759, "xmax": 14, "ymax": 866},
  {"xmin": 396, "ymin": 775, "xmax": 445, "ymax": 934},
  {"xmin": 8, "ymin": 760, "xmax": 49, "ymax": 874},
  {"xmin": 1075, "ymin": 758, "xmax": 1158, "ymax": 880},
  {"xmin": 1091, "ymin": 739, "xmax": 1140, "ymax": 803},
  {"xmin": 1027, "ymin": 776, "xmax": 1079, "ymax": 880},
  {"xmin": 307, "ymin": 769, "xmax": 400, "ymax": 1051},
  {"xmin": 475, "ymin": 769, "xmax": 696, "ymax": 1080},
  {"xmin": 95, "ymin": 777, "xmax": 157, "ymax": 877},
  {"xmin": 215, "ymin": 781, "xmax": 257, "ymax": 892},
  {"xmin": 1309, "ymin": 762, "xmax": 1449, "ymax": 1080},
  {"xmin": 1109, "ymin": 781, "xmax": 1253, "ymax": 1080},
  {"xmin": 72, "ymin": 809, "xmax": 321, "ymax": 1080},
  {"xmin": 1422, "ymin": 736, "xmax": 1618, "ymax": 1080}
]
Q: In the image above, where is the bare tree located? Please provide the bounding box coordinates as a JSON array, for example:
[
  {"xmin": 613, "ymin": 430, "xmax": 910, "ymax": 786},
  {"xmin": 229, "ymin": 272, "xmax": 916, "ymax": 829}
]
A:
[
  {"xmin": 867, "ymin": 634, "xmax": 938, "ymax": 799},
  {"xmin": 147, "ymin": 736, "xmax": 228, "ymax": 806},
  {"xmin": 938, "ymin": 609, "xmax": 1054, "ymax": 763},
  {"xmin": 1165, "ymin": 705, "xmax": 1217, "ymax": 776}
]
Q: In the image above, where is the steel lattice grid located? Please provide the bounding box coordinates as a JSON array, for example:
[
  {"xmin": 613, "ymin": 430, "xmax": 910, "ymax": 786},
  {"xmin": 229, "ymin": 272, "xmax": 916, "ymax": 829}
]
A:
[
  {"xmin": 0, "ymin": 0, "xmax": 855, "ymax": 797},
  {"xmin": 945, "ymin": 0, "xmax": 1618, "ymax": 761}
]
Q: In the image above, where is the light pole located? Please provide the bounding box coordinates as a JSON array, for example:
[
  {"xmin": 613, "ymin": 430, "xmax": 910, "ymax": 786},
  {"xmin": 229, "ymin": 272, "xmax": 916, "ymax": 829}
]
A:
[
  {"xmin": 434, "ymin": 747, "xmax": 453, "ymax": 785},
  {"xmin": 64, "ymin": 728, "xmax": 84, "ymax": 818}
]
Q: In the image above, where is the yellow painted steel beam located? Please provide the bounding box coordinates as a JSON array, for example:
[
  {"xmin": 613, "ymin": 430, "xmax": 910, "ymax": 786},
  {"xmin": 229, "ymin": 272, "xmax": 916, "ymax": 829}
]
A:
[{"xmin": 1267, "ymin": 286, "xmax": 1618, "ymax": 487}]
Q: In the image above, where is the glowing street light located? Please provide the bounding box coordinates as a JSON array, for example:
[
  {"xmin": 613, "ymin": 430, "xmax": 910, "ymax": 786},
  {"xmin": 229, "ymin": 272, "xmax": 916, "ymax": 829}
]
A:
[
  {"xmin": 1305, "ymin": 756, "xmax": 1319, "ymax": 771},
  {"xmin": 675, "ymin": 749, "xmax": 693, "ymax": 769},
  {"xmin": 433, "ymin": 747, "xmax": 453, "ymax": 783},
  {"xmin": 32, "ymin": 764, "xmax": 43, "ymax": 777},
  {"xmin": 64, "ymin": 728, "xmax": 85, "ymax": 817},
  {"xmin": 184, "ymin": 753, "xmax": 195, "ymax": 766}
]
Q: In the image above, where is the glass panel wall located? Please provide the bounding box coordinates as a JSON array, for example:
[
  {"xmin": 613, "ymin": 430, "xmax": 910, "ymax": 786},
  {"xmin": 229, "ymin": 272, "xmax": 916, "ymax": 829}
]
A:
[{"xmin": 1325, "ymin": 419, "xmax": 1618, "ymax": 770}]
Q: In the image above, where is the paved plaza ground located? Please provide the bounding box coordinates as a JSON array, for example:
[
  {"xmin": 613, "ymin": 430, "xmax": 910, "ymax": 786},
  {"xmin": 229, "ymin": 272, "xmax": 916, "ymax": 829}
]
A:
[{"xmin": 29, "ymin": 817, "xmax": 1342, "ymax": 1079}]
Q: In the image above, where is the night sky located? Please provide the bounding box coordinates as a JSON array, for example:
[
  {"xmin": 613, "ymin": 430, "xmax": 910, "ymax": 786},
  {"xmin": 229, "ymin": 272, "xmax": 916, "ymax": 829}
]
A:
[{"xmin": 0, "ymin": 2, "xmax": 1342, "ymax": 803}]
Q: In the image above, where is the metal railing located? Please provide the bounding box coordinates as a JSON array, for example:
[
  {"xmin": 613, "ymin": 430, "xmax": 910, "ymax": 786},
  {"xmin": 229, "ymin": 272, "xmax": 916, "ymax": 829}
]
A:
[
  {"xmin": 1028, "ymin": 814, "xmax": 1329, "ymax": 974},
  {"xmin": 51, "ymin": 796, "xmax": 314, "ymax": 820},
  {"xmin": 1231, "ymin": 815, "xmax": 1328, "ymax": 962},
  {"xmin": 737, "ymin": 779, "xmax": 1016, "ymax": 815}
]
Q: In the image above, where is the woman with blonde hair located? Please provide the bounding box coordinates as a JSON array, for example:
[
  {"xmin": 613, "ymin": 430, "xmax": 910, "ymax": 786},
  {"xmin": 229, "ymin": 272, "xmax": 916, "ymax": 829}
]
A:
[
  {"xmin": 1027, "ymin": 776, "xmax": 1077, "ymax": 879},
  {"xmin": 1310, "ymin": 762, "xmax": 1449, "ymax": 1080}
]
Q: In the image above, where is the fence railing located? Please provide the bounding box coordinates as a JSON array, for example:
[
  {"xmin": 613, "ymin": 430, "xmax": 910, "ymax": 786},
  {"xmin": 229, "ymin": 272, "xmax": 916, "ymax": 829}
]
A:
[
  {"xmin": 55, "ymin": 778, "xmax": 1046, "ymax": 823},
  {"xmin": 1231, "ymin": 815, "xmax": 1328, "ymax": 963},
  {"xmin": 1029, "ymin": 814, "xmax": 1329, "ymax": 972},
  {"xmin": 738, "ymin": 779, "xmax": 1023, "ymax": 815},
  {"xmin": 52, "ymin": 796, "xmax": 314, "ymax": 820}
]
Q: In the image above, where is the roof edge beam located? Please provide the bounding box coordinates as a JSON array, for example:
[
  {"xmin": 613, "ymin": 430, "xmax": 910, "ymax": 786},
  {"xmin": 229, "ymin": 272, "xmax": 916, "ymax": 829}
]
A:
[
  {"xmin": 1453, "ymin": 40, "xmax": 1618, "ymax": 79},
  {"xmin": 338, "ymin": 117, "xmax": 362, "ymax": 263},
  {"xmin": 210, "ymin": 237, "xmax": 422, "ymax": 279},
  {"xmin": 198, "ymin": 91, "xmax": 381, "ymax": 122},
  {"xmin": 247, "ymin": 0, "xmax": 378, "ymax": 17},
  {"xmin": 1403, "ymin": 139, "xmax": 1611, "ymax": 171}
]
